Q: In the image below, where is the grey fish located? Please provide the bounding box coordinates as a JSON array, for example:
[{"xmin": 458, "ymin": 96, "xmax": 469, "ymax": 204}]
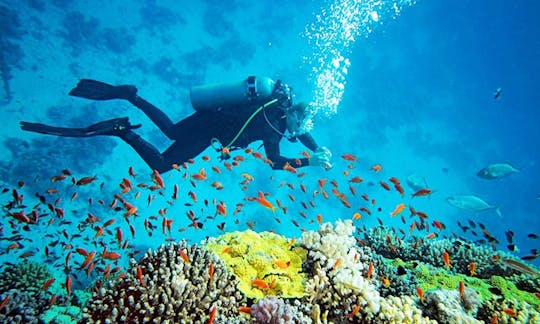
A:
[
  {"xmin": 501, "ymin": 258, "xmax": 539, "ymax": 277},
  {"xmin": 477, "ymin": 163, "xmax": 519, "ymax": 180},
  {"xmin": 446, "ymin": 195, "xmax": 502, "ymax": 217},
  {"xmin": 406, "ymin": 174, "xmax": 428, "ymax": 191}
]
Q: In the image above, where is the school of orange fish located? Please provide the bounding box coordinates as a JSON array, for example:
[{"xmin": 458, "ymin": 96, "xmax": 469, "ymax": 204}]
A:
[{"xmin": 0, "ymin": 147, "xmax": 538, "ymax": 320}]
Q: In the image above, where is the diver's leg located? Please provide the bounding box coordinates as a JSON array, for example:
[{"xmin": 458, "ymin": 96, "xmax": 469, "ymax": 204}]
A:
[
  {"xmin": 120, "ymin": 131, "xmax": 209, "ymax": 173},
  {"xmin": 20, "ymin": 117, "xmax": 141, "ymax": 137},
  {"xmin": 120, "ymin": 131, "xmax": 171, "ymax": 173},
  {"xmin": 129, "ymin": 96, "xmax": 176, "ymax": 139},
  {"xmin": 68, "ymin": 79, "xmax": 176, "ymax": 139}
]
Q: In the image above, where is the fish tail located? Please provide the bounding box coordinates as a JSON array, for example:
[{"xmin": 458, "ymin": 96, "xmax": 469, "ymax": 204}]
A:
[{"xmin": 494, "ymin": 205, "xmax": 502, "ymax": 218}]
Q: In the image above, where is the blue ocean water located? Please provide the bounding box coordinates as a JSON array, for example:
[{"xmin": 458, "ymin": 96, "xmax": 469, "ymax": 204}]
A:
[{"xmin": 0, "ymin": 0, "xmax": 539, "ymax": 319}]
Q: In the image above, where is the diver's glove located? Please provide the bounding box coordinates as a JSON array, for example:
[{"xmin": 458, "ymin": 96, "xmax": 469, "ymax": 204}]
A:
[{"xmin": 309, "ymin": 146, "xmax": 333, "ymax": 170}]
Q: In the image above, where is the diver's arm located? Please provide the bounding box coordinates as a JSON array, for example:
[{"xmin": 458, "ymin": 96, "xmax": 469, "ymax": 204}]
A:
[
  {"xmin": 298, "ymin": 133, "xmax": 332, "ymax": 169},
  {"xmin": 298, "ymin": 133, "xmax": 319, "ymax": 151},
  {"xmin": 263, "ymin": 138, "xmax": 309, "ymax": 170}
]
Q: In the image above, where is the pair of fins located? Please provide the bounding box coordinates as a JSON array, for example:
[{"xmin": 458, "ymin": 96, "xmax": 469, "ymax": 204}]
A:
[{"xmin": 20, "ymin": 79, "xmax": 140, "ymax": 137}]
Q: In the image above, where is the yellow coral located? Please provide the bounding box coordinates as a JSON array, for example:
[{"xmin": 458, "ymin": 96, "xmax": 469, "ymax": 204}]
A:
[{"xmin": 206, "ymin": 230, "xmax": 307, "ymax": 299}]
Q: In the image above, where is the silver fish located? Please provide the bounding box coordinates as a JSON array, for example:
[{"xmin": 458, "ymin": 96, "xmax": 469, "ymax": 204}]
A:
[
  {"xmin": 477, "ymin": 163, "xmax": 519, "ymax": 180},
  {"xmin": 446, "ymin": 195, "xmax": 501, "ymax": 217},
  {"xmin": 406, "ymin": 174, "xmax": 428, "ymax": 191}
]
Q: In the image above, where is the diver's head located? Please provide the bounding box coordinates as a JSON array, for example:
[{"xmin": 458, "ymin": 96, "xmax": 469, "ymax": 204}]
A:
[{"xmin": 286, "ymin": 101, "xmax": 313, "ymax": 136}]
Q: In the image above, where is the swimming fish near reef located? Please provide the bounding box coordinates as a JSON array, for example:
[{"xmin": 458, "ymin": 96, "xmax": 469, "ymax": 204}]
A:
[
  {"xmin": 477, "ymin": 163, "xmax": 519, "ymax": 180},
  {"xmin": 501, "ymin": 258, "xmax": 539, "ymax": 277},
  {"xmin": 446, "ymin": 195, "xmax": 502, "ymax": 217},
  {"xmin": 405, "ymin": 174, "xmax": 428, "ymax": 191}
]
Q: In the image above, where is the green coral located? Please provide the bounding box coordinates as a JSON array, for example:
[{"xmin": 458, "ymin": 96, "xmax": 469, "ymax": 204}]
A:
[
  {"xmin": 40, "ymin": 305, "xmax": 81, "ymax": 324},
  {"xmin": 205, "ymin": 230, "xmax": 307, "ymax": 299},
  {"xmin": 409, "ymin": 261, "xmax": 540, "ymax": 311},
  {"xmin": 489, "ymin": 276, "xmax": 540, "ymax": 311},
  {"xmin": 0, "ymin": 261, "xmax": 52, "ymax": 294}
]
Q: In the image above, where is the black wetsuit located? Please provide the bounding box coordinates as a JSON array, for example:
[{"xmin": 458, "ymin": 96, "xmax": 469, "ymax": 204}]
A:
[{"xmin": 123, "ymin": 94, "xmax": 319, "ymax": 173}]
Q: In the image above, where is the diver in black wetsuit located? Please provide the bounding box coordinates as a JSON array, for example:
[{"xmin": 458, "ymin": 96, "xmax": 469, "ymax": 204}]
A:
[{"xmin": 20, "ymin": 77, "xmax": 332, "ymax": 173}]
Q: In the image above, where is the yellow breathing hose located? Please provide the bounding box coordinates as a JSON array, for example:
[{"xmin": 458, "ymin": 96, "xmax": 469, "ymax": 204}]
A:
[{"xmin": 212, "ymin": 98, "xmax": 279, "ymax": 151}]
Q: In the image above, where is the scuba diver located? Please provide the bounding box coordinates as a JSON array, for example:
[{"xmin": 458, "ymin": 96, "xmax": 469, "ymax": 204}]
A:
[{"xmin": 20, "ymin": 76, "xmax": 332, "ymax": 173}]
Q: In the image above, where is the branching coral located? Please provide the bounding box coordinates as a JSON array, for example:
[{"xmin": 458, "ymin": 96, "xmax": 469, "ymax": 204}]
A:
[
  {"xmin": 363, "ymin": 226, "xmax": 510, "ymax": 278},
  {"xmin": 0, "ymin": 262, "xmax": 51, "ymax": 295},
  {"xmin": 251, "ymin": 296, "xmax": 310, "ymax": 324},
  {"xmin": 81, "ymin": 241, "xmax": 247, "ymax": 322},
  {"xmin": 300, "ymin": 220, "xmax": 381, "ymax": 321}
]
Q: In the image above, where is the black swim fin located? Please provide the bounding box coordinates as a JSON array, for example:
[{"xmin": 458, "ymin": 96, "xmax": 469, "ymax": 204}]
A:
[
  {"xmin": 69, "ymin": 79, "xmax": 137, "ymax": 101},
  {"xmin": 20, "ymin": 117, "xmax": 141, "ymax": 137}
]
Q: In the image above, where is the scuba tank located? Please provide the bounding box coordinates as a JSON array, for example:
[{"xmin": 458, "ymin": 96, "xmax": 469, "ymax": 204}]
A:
[{"xmin": 190, "ymin": 76, "xmax": 275, "ymax": 112}]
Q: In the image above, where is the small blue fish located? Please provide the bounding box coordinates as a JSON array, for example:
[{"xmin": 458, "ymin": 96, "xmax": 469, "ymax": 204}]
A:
[{"xmin": 493, "ymin": 87, "xmax": 502, "ymax": 100}]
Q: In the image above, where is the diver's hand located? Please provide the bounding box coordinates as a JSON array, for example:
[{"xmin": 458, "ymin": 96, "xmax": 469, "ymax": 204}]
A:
[
  {"xmin": 309, "ymin": 146, "xmax": 333, "ymax": 170},
  {"xmin": 111, "ymin": 85, "xmax": 138, "ymax": 101}
]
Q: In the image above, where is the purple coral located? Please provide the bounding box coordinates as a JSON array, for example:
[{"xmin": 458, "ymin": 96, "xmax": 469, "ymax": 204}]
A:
[{"xmin": 251, "ymin": 296, "xmax": 295, "ymax": 324}]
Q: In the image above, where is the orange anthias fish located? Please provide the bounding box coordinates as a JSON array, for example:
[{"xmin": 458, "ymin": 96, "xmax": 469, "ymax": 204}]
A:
[
  {"xmin": 273, "ymin": 260, "xmax": 291, "ymax": 269},
  {"xmin": 216, "ymin": 202, "xmax": 227, "ymax": 216},
  {"xmin": 371, "ymin": 164, "xmax": 382, "ymax": 172},
  {"xmin": 469, "ymin": 262, "xmax": 476, "ymax": 276},
  {"xmin": 207, "ymin": 306, "xmax": 217, "ymax": 324},
  {"xmin": 366, "ymin": 261, "xmax": 374, "ymax": 280},
  {"xmin": 255, "ymin": 191, "xmax": 276, "ymax": 212},
  {"xmin": 137, "ymin": 266, "xmax": 145, "ymax": 286},
  {"xmin": 442, "ymin": 251, "xmax": 451, "ymax": 268},
  {"xmin": 416, "ymin": 287, "xmax": 425, "ymax": 302},
  {"xmin": 283, "ymin": 162, "xmax": 297, "ymax": 174},
  {"xmin": 341, "ymin": 153, "xmax": 358, "ymax": 162},
  {"xmin": 152, "ymin": 169, "xmax": 165, "ymax": 188},
  {"xmin": 191, "ymin": 168, "xmax": 207, "ymax": 181},
  {"xmin": 66, "ymin": 275, "xmax": 72, "ymax": 296},
  {"xmin": 251, "ymin": 279, "xmax": 270, "ymax": 290},
  {"xmin": 390, "ymin": 203, "xmax": 406, "ymax": 217},
  {"xmin": 75, "ymin": 176, "xmax": 97, "ymax": 186},
  {"xmin": 412, "ymin": 188, "xmax": 433, "ymax": 197}
]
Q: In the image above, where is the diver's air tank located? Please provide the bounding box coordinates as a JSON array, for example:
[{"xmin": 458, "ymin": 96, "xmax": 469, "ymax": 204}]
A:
[{"xmin": 190, "ymin": 76, "xmax": 275, "ymax": 112}]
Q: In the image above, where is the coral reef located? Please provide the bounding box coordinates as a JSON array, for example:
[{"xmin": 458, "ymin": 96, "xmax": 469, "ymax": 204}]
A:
[
  {"xmin": 300, "ymin": 220, "xmax": 382, "ymax": 321},
  {"xmin": 0, "ymin": 262, "xmax": 68, "ymax": 323},
  {"xmin": 421, "ymin": 289, "xmax": 481, "ymax": 323},
  {"xmin": 376, "ymin": 295, "xmax": 435, "ymax": 323},
  {"xmin": 0, "ymin": 262, "xmax": 51, "ymax": 294},
  {"xmin": 205, "ymin": 230, "xmax": 308, "ymax": 299},
  {"xmin": 81, "ymin": 241, "xmax": 247, "ymax": 322},
  {"xmin": 251, "ymin": 296, "xmax": 310, "ymax": 324},
  {"xmin": 363, "ymin": 226, "xmax": 511, "ymax": 278},
  {"xmin": 376, "ymin": 257, "xmax": 419, "ymax": 297},
  {"xmin": 0, "ymin": 289, "xmax": 53, "ymax": 324},
  {"xmin": 478, "ymin": 297, "xmax": 539, "ymax": 323}
]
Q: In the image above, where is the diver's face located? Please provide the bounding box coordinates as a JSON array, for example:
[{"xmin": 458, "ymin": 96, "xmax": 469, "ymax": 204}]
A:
[{"xmin": 286, "ymin": 110, "xmax": 303, "ymax": 135}]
